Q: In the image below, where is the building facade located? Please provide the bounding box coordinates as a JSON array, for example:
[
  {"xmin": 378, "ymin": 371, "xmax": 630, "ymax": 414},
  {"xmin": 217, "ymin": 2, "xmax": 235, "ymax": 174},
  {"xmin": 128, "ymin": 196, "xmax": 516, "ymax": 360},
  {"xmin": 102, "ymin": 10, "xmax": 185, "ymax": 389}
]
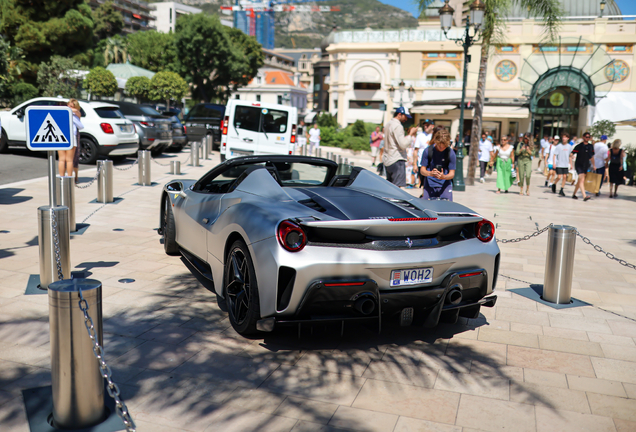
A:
[
  {"xmin": 88, "ymin": 0, "xmax": 156, "ymax": 33},
  {"xmin": 151, "ymin": 2, "xmax": 201, "ymax": 33},
  {"xmin": 324, "ymin": 1, "xmax": 636, "ymax": 144},
  {"xmin": 273, "ymin": 48, "xmax": 322, "ymax": 111}
]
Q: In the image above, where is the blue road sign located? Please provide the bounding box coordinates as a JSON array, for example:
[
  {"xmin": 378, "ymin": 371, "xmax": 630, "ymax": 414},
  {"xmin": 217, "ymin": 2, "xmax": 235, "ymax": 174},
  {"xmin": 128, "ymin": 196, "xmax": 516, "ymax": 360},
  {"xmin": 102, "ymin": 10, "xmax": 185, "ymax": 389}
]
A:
[{"xmin": 25, "ymin": 106, "xmax": 73, "ymax": 151}]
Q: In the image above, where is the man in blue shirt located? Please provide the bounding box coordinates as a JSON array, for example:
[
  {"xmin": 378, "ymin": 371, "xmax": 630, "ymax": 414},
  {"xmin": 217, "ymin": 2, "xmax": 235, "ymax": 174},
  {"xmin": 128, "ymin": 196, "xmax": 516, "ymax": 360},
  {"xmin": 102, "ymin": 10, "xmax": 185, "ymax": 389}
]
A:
[{"xmin": 419, "ymin": 128, "xmax": 456, "ymax": 201}]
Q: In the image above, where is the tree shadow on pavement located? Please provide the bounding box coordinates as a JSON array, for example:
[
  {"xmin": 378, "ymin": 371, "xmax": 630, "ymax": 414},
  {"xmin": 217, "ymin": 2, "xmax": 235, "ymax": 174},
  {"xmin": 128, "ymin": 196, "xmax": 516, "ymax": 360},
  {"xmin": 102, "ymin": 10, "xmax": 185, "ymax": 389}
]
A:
[
  {"xmin": 1, "ymin": 266, "xmax": 559, "ymax": 431},
  {"xmin": 0, "ymin": 188, "xmax": 32, "ymax": 205}
]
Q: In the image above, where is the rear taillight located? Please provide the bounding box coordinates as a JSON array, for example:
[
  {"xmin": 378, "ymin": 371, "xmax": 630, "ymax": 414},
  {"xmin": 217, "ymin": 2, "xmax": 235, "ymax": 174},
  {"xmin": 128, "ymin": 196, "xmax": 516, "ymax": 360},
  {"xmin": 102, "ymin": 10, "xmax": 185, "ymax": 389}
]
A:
[
  {"xmin": 222, "ymin": 115, "xmax": 229, "ymax": 135},
  {"xmin": 100, "ymin": 123, "xmax": 114, "ymax": 134},
  {"xmin": 183, "ymin": 125, "xmax": 186, "ymax": 134},
  {"xmin": 475, "ymin": 219, "xmax": 495, "ymax": 242},
  {"xmin": 291, "ymin": 124, "xmax": 296, "ymax": 143},
  {"xmin": 277, "ymin": 220, "xmax": 306, "ymax": 252},
  {"xmin": 140, "ymin": 121, "xmax": 154, "ymax": 127}
]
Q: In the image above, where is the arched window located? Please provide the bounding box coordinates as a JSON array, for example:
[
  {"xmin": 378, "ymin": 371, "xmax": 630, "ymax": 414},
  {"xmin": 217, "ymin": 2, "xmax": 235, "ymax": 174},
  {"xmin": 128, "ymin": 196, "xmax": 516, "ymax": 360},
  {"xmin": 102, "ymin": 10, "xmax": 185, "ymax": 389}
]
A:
[
  {"xmin": 423, "ymin": 62, "xmax": 459, "ymax": 81},
  {"xmin": 353, "ymin": 66, "xmax": 381, "ymax": 90}
]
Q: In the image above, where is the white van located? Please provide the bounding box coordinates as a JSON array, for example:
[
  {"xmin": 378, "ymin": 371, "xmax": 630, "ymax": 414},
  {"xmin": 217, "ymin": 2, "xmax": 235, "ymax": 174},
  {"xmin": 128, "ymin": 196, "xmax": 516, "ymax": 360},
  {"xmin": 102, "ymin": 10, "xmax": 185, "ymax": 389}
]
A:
[{"xmin": 220, "ymin": 100, "xmax": 297, "ymax": 161}]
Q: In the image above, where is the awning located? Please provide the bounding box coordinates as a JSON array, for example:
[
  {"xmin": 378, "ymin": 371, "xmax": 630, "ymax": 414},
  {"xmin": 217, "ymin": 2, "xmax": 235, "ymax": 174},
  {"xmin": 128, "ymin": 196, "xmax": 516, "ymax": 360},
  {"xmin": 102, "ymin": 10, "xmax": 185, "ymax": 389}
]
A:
[
  {"xmin": 423, "ymin": 62, "xmax": 459, "ymax": 79},
  {"xmin": 593, "ymin": 92, "xmax": 636, "ymax": 123},
  {"xmin": 482, "ymin": 106, "xmax": 529, "ymax": 119},
  {"xmin": 616, "ymin": 118, "xmax": 636, "ymax": 127},
  {"xmin": 410, "ymin": 105, "xmax": 456, "ymax": 114}
]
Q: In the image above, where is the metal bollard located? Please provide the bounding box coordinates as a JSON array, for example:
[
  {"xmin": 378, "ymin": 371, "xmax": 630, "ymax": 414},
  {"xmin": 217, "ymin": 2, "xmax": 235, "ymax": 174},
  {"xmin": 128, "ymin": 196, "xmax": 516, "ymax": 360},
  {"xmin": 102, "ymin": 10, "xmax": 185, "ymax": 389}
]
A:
[
  {"xmin": 191, "ymin": 141, "xmax": 200, "ymax": 167},
  {"xmin": 38, "ymin": 206, "xmax": 71, "ymax": 289},
  {"xmin": 203, "ymin": 137, "xmax": 210, "ymax": 160},
  {"xmin": 169, "ymin": 160, "xmax": 175, "ymax": 174},
  {"xmin": 344, "ymin": 158, "xmax": 349, "ymax": 165},
  {"xmin": 56, "ymin": 176, "xmax": 76, "ymax": 232},
  {"xmin": 49, "ymin": 278, "xmax": 105, "ymax": 429},
  {"xmin": 317, "ymin": 148, "xmax": 322, "ymax": 158},
  {"xmin": 337, "ymin": 155, "xmax": 342, "ymax": 165},
  {"xmin": 543, "ymin": 225, "xmax": 576, "ymax": 304},
  {"xmin": 207, "ymin": 135, "xmax": 213, "ymax": 155},
  {"xmin": 138, "ymin": 151, "xmax": 151, "ymax": 186},
  {"xmin": 96, "ymin": 160, "xmax": 113, "ymax": 204},
  {"xmin": 174, "ymin": 160, "xmax": 181, "ymax": 175}
]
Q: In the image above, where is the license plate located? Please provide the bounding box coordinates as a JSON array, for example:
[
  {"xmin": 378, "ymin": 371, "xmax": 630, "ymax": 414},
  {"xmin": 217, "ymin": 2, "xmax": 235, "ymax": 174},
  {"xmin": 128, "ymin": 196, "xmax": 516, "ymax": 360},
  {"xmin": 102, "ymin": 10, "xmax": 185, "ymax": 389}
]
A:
[
  {"xmin": 390, "ymin": 267, "xmax": 433, "ymax": 287},
  {"xmin": 230, "ymin": 150, "xmax": 252, "ymax": 157},
  {"xmin": 119, "ymin": 125, "xmax": 133, "ymax": 133}
]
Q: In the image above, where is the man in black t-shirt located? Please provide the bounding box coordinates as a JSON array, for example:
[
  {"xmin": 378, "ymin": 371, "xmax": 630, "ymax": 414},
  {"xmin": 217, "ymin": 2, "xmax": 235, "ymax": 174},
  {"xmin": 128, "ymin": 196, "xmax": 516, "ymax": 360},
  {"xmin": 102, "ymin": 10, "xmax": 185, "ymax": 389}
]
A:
[{"xmin": 570, "ymin": 132, "xmax": 596, "ymax": 201}]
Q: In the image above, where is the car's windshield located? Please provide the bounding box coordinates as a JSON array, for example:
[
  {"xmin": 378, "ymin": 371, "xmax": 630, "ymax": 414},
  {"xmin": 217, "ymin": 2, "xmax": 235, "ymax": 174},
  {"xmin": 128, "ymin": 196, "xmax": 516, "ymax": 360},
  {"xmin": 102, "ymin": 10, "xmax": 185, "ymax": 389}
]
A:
[
  {"xmin": 195, "ymin": 160, "xmax": 333, "ymax": 193},
  {"xmin": 139, "ymin": 106, "xmax": 162, "ymax": 116},
  {"xmin": 188, "ymin": 104, "xmax": 224, "ymax": 119}
]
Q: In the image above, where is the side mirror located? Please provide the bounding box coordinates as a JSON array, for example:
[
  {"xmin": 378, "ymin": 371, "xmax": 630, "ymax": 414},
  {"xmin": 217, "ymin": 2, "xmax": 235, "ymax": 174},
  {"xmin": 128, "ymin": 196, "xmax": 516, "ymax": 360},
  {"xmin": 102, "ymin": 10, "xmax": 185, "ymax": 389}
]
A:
[{"xmin": 15, "ymin": 108, "xmax": 24, "ymax": 119}]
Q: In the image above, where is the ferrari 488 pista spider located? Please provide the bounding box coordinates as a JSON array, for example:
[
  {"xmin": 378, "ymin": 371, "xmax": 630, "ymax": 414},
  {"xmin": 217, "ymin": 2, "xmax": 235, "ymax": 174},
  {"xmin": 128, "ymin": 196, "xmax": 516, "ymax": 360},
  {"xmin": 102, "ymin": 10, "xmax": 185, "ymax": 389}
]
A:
[{"xmin": 159, "ymin": 156, "xmax": 499, "ymax": 335}]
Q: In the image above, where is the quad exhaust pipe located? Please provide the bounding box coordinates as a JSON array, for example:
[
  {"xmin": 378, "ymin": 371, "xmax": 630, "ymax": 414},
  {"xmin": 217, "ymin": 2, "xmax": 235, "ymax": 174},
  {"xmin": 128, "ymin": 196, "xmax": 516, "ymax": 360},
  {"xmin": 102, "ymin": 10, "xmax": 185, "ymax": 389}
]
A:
[{"xmin": 445, "ymin": 287, "xmax": 462, "ymax": 306}]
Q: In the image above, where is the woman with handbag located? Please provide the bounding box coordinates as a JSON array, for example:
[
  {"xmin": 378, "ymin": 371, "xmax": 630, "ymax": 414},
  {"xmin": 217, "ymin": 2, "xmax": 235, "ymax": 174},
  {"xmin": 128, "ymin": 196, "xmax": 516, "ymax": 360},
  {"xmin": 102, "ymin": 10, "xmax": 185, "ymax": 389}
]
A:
[
  {"xmin": 516, "ymin": 135, "xmax": 533, "ymax": 196},
  {"xmin": 492, "ymin": 136, "xmax": 515, "ymax": 194},
  {"xmin": 607, "ymin": 139, "xmax": 626, "ymax": 198}
]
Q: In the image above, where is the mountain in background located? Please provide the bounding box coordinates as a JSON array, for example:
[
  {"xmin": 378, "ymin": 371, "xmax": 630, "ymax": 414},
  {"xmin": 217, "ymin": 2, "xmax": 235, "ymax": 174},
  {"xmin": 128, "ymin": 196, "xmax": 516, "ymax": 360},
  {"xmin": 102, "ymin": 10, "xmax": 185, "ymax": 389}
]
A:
[{"xmin": 165, "ymin": 0, "xmax": 418, "ymax": 49}]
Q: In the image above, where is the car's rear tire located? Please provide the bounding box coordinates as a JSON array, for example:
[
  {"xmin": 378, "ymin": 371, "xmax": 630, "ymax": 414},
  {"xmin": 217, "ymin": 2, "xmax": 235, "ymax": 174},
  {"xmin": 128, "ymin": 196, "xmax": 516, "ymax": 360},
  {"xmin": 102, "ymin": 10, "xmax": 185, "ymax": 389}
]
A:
[
  {"xmin": 220, "ymin": 154, "xmax": 226, "ymax": 162},
  {"xmin": 78, "ymin": 136, "xmax": 98, "ymax": 164},
  {"xmin": 0, "ymin": 129, "xmax": 8, "ymax": 153},
  {"xmin": 162, "ymin": 198, "xmax": 180, "ymax": 256},
  {"xmin": 224, "ymin": 240, "xmax": 260, "ymax": 335}
]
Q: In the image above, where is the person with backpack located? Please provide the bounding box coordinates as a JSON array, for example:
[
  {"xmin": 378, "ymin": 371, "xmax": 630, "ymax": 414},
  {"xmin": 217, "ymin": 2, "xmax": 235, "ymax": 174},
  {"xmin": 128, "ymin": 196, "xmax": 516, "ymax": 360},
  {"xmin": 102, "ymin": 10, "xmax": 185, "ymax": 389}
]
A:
[{"xmin": 419, "ymin": 128, "xmax": 456, "ymax": 201}]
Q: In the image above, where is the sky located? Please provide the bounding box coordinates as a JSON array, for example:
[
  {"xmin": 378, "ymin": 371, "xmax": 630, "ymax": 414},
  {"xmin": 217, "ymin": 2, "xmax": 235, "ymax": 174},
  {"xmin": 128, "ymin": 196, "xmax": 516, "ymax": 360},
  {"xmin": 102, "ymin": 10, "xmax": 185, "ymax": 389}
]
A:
[{"xmin": 377, "ymin": 0, "xmax": 636, "ymax": 19}]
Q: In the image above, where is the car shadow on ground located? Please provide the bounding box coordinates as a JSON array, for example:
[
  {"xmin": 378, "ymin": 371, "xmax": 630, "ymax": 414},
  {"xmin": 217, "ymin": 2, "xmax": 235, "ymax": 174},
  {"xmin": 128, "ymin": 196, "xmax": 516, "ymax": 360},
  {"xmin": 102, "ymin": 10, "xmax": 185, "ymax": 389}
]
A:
[
  {"xmin": 0, "ymin": 188, "xmax": 33, "ymax": 205},
  {"xmin": 1, "ymin": 264, "xmax": 559, "ymax": 431}
]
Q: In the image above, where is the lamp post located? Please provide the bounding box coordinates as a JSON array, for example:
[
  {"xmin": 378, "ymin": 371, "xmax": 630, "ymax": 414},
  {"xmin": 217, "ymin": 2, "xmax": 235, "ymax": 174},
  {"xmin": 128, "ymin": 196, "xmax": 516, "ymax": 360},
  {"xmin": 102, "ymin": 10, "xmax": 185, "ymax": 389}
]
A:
[
  {"xmin": 438, "ymin": 0, "xmax": 484, "ymax": 192},
  {"xmin": 600, "ymin": 0, "xmax": 606, "ymax": 18},
  {"xmin": 398, "ymin": 80, "xmax": 405, "ymax": 107}
]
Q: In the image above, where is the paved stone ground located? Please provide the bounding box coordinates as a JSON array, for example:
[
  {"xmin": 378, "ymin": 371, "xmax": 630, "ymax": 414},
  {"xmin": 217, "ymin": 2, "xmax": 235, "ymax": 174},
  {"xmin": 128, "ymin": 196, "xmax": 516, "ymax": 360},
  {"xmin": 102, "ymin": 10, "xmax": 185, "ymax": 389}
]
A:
[{"xmin": 1, "ymin": 147, "xmax": 636, "ymax": 432}]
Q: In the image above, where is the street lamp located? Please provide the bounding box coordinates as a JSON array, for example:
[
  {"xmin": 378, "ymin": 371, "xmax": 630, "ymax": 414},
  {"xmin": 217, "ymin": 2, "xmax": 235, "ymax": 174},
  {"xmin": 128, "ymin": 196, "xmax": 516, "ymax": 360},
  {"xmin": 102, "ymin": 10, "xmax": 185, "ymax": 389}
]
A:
[
  {"xmin": 438, "ymin": 0, "xmax": 483, "ymax": 192},
  {"xmin": 408, "ymin": 85, "xmax": 415, "ymax": 101},
  {"xmin": 398, "ymin": 80, "xmax": 405, "ymax": 106},
  {"xmin": 600, "ymin": 0, "xmax": 606, "ymax": 18}
]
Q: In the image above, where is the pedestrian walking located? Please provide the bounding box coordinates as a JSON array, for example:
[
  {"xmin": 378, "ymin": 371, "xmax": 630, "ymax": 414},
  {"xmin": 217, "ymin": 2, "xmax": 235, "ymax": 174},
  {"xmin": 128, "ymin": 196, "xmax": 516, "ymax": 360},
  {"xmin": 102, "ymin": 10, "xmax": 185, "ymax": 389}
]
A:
[
  {"xmin": 570, "ymin": 132, "xmax": 595, "ymax": 201},
  {"xmin": 553, "ymin": 133, "xmax": 572, "ymax": 197},
  {"xmin": 545, "ymin": 136, "xmax": 558, "ymax": 191},
  {"xmin": 297, "ymin": 120, "xmax": 307, "ymax": 154},
  {"xmin": 607, "ymin": 139, "xmax": 626, "ymax": 198},
  {"xmin": 478, "ymin": 132, "xmax": 493, "ymax": 183},
  {"xmin": 370, "ymin": 126, "xmax": 383, "ymax": 166},
  {"xmin": 594, "ymin": 134, "xmax": 609, "ymax": 196},
  {"xmin": 516, "ymin": 135, "xmax": 533, "ymax": 196},
  {"xmin": 538, "ymin": 134, "xmax": 549, "ymax": 171},
  {"xmin": 308, "ymin": 122, "xmax": 321, "ymax": 156},
  {"xmin": 382, "ymin": 106, "xmax": 416, "ymax": 188},
  {"xmin": 419, "ymin": 128, "xmax": 456, "ymax": 201},
  {"xmin": 414, "ymin": 120, "xmax": 434, "ymax": 185},
  {"xmin": 492, "ymin": 136, "xmax": 514, "ymax": 193}
]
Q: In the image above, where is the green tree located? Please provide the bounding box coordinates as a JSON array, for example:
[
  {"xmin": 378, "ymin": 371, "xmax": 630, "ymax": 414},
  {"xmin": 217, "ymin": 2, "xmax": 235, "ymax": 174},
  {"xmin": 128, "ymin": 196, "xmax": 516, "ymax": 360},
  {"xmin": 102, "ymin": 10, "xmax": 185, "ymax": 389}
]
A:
[
  {"xmin": 589, "ymin": 120, "xmax": 617, "ymax": 140},
  {"xmin": 149, "ymin": 71, "xmax": 189, "ymax": 109},
  {"xmin": 36, "ymin": 56, "xmax": 83, "ymax": 98},
  {"xmin": 226, "ymin": 27, "xmax": 264, "ymax": 89},
  {"xmin": 417, "ymin": 0, "xmax": 564, "ymax": 185},
  {"xmin": 92, "ymin": 1, "xmax": 124, "ymax": 41},
  {"xmin": 85, "ymin": 66, "xmax": 117, "ymax": 97},
  {"xmin": 125, "ymin": 76, "xmax": 151, "ymax": 102},
  {"xmin": 351, "ymin": 120, "xmax": 367, "ymax": 137},
  {"xmin": 126, "ymin": 30, "xmax": 176, "ymax": 72},
  {"xmin": 9, "ymin": 82, "xmax": 38, "ymax": 106},
  {"xmin": 174, "ymin": 13, "xmax": 244, "ymax": 102},
  {"xmin": 103, "ymin": 36, "xmax": 128, "ymax": 65},
  {"xmin": 316, "ymin": 112, "xmax": 338, "ymax": 128},
  {"xmin": 0, "ymin": 0, "xmax": 95, "ymax": 82}
]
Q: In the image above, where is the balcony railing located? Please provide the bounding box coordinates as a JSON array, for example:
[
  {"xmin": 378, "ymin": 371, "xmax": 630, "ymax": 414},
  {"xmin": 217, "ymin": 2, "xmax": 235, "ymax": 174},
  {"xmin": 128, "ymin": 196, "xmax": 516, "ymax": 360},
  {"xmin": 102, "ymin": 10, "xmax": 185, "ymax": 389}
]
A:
[{"xmin": 390, "ymin": 79, "xmax": 463, "ymax": 88}]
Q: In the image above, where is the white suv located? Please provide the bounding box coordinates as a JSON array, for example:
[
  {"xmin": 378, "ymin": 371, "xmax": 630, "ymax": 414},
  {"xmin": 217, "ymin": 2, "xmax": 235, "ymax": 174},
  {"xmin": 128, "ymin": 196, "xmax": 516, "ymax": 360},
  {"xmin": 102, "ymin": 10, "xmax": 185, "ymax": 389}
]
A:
[{"xmin": 0, "ymin": 97, "xmax": 139, "ymax": 164}]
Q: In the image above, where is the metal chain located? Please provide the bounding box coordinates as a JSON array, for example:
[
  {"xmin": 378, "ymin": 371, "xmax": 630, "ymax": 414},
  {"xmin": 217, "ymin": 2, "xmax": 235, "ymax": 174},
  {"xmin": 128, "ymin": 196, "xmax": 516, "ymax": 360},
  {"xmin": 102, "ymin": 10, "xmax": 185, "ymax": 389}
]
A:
[
  {"xmin": 151, "ymin": 157, "xmax": 171, "ymax": 167},
  {"xmin": 113, "ymin": 159, "xmax": 138, "ymax": 171},
  {"xmin": 81, "ymin": 204, "xmax": 107, "ymax": 224},
  {"xmin": 78, "ymin": 289, "xmax": 136, "ymax": 432},
  {"xmin": 576, "ymin": 231, "xmax": 636, "ymax": 271},
  {"xmin": 75, "ymin": 164, "xmax": 103, "ymax": 189},
  {"xmin": 496, "ymin": 225, "xmax": 552, "ymax": 243},
  {"xmin": 50, "ymin": 209, "xmax": 64, "ymax": 281}
]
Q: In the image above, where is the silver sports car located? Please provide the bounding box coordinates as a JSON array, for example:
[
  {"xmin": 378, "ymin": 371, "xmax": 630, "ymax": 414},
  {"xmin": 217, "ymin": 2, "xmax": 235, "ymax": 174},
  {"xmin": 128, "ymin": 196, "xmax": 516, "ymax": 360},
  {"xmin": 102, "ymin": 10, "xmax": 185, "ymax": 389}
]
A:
[{"xmin": 159, "ymin": 155, "xmax": 499, "ymax": 336}]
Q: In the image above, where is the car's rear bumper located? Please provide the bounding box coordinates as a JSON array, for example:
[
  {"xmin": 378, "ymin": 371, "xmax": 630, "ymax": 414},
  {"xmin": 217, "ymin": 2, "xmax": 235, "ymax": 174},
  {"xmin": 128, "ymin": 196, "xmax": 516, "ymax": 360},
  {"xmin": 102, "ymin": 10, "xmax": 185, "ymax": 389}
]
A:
[
  {"xmin": 98, "ymin": 142, "xmax": 139, "ymax": 156},
  {"xmin": 273, "ymin": 270, "xmax": 497, "ymax": 329}
]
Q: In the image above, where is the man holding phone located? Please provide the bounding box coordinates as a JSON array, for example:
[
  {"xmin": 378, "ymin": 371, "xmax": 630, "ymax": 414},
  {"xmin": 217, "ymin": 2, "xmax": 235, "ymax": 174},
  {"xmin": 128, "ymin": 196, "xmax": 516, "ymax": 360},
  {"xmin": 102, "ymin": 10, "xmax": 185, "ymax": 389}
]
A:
[{"xmin": 420, "ymin": 128, "xmax": 456, "ymax": 201}]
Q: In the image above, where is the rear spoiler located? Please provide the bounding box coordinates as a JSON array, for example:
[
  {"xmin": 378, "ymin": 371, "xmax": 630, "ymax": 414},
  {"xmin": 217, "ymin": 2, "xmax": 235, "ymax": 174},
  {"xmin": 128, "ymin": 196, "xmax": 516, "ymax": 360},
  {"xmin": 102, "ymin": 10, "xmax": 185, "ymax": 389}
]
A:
[{"xmin": 299, "ymin": 215, "xmax": 482, "ymax": 237}]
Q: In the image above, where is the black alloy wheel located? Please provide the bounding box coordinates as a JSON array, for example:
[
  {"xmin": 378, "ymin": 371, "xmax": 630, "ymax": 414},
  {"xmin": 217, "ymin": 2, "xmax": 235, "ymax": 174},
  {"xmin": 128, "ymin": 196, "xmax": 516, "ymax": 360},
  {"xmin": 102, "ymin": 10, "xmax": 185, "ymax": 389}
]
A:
[
  {"xmin": 224, "ymin": 240, "xmax": 260, "ymax": 335},
  {"xmin": 162, "ymin": 198, "xmax": 179, "ymax": 255},
  {"xmin": 0, "ymin": 129, "xmax": 8, "ymax": 152},
  {"xmin": 78, "ymin": 136, "xmax": 98, "ymax": 164}
]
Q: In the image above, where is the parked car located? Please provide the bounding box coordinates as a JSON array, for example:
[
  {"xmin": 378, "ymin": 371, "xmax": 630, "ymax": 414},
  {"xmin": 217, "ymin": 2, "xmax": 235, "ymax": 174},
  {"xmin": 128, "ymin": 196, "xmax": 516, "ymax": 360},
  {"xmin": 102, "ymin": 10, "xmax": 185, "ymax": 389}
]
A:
[
  {"xmin": 220, "ymin": 100, "xmax": 297, "ymax": 162},
  {"xmin": 182, "ymin": 103, "xmax": 225, "ymax": 151},
  {"xmin": 159, "ymin": 155, "xmax": 499, "ymax": 336},
  {"xmin": 0, "ymin": 97, "xmax": 139, "ymax": 164},
  {"xmin": 104, "ymin": 101, "xmax": 172, "ymax": 155},
  {"xmin": 162, "ymin": 112, "xmax": 187, "ymax": 152}
]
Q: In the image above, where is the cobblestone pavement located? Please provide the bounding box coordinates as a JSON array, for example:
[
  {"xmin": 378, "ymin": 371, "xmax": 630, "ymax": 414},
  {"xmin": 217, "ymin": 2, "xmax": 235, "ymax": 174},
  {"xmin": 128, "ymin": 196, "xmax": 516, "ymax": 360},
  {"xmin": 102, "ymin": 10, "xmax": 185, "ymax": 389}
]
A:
[{"xmin": 1, "ymin": 148, "xmax": 636, "ymax": 432}]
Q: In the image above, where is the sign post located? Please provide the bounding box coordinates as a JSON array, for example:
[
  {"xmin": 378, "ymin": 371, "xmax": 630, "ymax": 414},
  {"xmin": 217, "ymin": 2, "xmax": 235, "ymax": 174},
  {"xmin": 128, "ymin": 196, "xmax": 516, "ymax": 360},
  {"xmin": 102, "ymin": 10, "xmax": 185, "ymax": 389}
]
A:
[{"xmin": 25, "ymin": 106, "xmax": 74, "ymax": 207}]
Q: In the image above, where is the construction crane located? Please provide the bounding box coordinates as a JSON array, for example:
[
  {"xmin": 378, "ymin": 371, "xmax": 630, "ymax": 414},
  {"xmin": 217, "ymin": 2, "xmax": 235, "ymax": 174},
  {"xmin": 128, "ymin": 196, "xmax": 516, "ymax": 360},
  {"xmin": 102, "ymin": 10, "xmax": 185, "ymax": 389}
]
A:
[{"xmin": 220, "ymin": 0, "xmax": 340, "ymax": 49}]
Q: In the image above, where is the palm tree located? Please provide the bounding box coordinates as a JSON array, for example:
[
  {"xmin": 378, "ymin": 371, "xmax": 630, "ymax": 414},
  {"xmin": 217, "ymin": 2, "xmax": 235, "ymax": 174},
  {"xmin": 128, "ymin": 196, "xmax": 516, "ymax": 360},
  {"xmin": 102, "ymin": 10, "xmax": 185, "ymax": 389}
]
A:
[{"xmin": 417, "ymin": 0, "xmax": 563, "ymax": 185}]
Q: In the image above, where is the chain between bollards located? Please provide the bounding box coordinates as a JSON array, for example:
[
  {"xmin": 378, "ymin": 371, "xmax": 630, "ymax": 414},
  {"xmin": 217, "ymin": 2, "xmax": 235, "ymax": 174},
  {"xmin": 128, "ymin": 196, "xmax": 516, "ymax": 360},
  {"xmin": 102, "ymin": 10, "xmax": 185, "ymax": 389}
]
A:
[
  {"xmin": 78, "ymin": 289, "xmax": 136, "ymax": 432},
  {"xmin": 75, "ymin": 164, "xmax": 103, "ymax": 189},
  {"xmin": 112, "ymin": 159, "xmax": 138, "ymax": 171}
]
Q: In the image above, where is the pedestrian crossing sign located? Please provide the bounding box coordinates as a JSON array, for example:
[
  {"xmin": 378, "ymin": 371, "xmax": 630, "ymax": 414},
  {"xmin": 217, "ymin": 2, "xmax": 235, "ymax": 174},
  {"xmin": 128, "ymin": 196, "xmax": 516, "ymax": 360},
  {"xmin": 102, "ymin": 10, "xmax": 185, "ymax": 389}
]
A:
[{"xmin": 25, "ymin": 106, "xmax": 73, "ymax": 151}]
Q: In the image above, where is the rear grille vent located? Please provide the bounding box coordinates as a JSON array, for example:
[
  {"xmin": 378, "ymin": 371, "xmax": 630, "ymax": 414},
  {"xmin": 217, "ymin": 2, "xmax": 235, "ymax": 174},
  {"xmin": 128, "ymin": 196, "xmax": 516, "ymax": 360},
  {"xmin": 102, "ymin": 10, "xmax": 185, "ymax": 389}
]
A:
[
  {"xmin": 277, "ymin": 266, "xmax": 296, "ymax": 311},
  {"xmin": 384, "ymin": 198, "xmax": 418, "ymax": 210},
  {"xmin": 299, "ymin": 199, "xmax": 326, "ymax": 212},
  {"xmin": 437, "ymin": 213, "xmax": 477, "ymax": 217}
]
